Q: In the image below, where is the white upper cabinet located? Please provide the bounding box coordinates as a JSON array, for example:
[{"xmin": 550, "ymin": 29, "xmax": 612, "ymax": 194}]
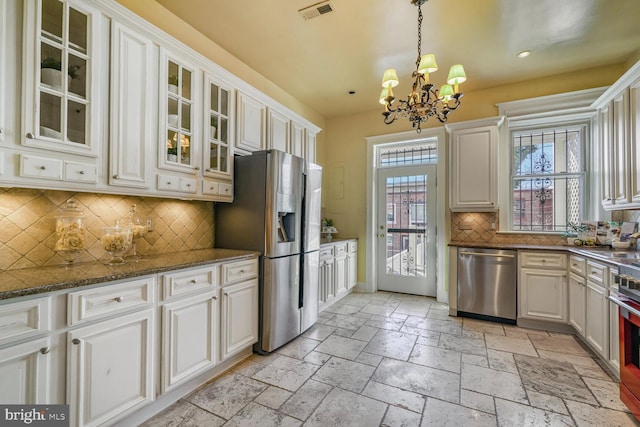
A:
[
  {"xmin": 290, "ymin": 121, "xmax": 305, "ymax": 158},
  {"xmin": 235, "ymin": 91, "xmax": 265, "ymax": 153},
  {"xmin": 266, "ymin": 108, "xmax": 290, "ymax": 153},
  {"xmin": 595, "ymin": 59, "xmax": 640, "ymax": 209},
  {"xmin": 630, "ymin": 77, "xmax": 640, "ymax": 203},
  {"xmin": 305, "ymin": 129, "xmax": 317, "ymax": 163},
  {"xmin": 203, "ymin": 74, "xmax": 233, "ymax": 179},
  {"xmin": 22, "ymin": 0, "xmax": 103, "ymax": 158},
  {"xmin": 109, "ymin": 21, "xmax": 154, "ymax": 189},
  {"xmin": 447, "ymin": 117, "xmax": 503, "ymax": 211},
  {"xmin": 159, "ymin": 48, "xmax": 200, "ymax": 174}
]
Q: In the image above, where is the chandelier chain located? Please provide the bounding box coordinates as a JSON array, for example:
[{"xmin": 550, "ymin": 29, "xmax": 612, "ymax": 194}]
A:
[{"xmin": 416, "ymin": 4, "xmax": 423, "ymax": 69}]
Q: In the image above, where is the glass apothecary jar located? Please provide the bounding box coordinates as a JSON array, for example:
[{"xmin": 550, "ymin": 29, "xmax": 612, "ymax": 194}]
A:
[
  {"xmin": 123, "ymin": 204, "xmax": 148, "ymax": 259},
  {"xmin": 100, "ymin": 224, "xmax": 132, "ymax": 265},
  {"xmin": 54, "ymin": 200, "xmax": 86, "ymax": 264}
]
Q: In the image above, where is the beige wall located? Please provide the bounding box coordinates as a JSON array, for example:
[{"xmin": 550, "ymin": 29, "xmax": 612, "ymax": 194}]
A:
[{"xmin": 322, "ymin": 63, "xmax": 627, "ymax": 282}]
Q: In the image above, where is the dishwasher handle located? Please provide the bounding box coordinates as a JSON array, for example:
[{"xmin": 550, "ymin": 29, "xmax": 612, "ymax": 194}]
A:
[{"xmin": 459, "ymin": 251, "xmax": 515, "ymax": 258}]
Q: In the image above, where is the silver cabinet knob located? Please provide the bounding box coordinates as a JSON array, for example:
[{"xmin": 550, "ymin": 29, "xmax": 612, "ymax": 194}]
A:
[
  {"xmin": 40, "ymin": 346, "xmax": 51, "ymax": 354},
  {"xmin": 72, "ymin": 338, "xmax": 81, "ymax": 345},
  {"xmin": 239, "ymin": 269, "xmax": 245, "ymax": 274},
  {"xmin": 194, "ymin": 167, "xmax": 200, "ymax": 171},
  {"xmin": 79, "ymin": 170, "xmax": 85, "ymax": 175},
  {"xmin": 114, "ymin": 296, "xmax": 124, "ymax": 303},
  {"xmin": 190, "ymin": 279, "xmax": 197, "ymax": 284},
  {"xmin": 212, "ymin": 296, "xmax": 217, "ymax": 300},
  {"xmin": 26, "ymin": 132, "xmax": 35, "ymax": 139},
  {"xmin": 39, "ymin": 166, "xmax": 46, "ymax": 170}
]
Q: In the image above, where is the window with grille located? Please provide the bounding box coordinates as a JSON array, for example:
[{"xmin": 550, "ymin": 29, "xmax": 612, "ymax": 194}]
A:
[
  {"xmin": 379, "ymin": 143, "xmax": 437, "ymax": 167},
  {"xmin": 511, "ymin": 125, "xmax": 586, "ymax": 232}
]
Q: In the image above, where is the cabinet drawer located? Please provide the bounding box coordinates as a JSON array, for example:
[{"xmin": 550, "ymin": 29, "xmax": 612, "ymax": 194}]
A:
[
  {"xmin": 334, "ymin": 243, "xmax": 347, "ymax": 258},
  {"xmin": 162, "ymin": 265, "xmax": 218, "ymax": 301},
  {"xmin": 219, "ymin": 182, "xmax": 232, "ymax": 197},
  {"xmin": 20, "ymin": 154, "xmax": 62, "ymax": 180},
  {"xmin": 202, "ymin": 181, "xmax": 219, "ymax": 195},
  {"xmin": 519, "ymin": 252, "xmax": 566, "ymax": 269},
  {"xmin": 569, "ymin": 255, "xmax": 586, "ymax": 276},
  {"xmin": 158, "ymin": 174, "xmax": 180, "ymax": 191},
  {"xmin": 0, "ymin": 296, "xmax": 51, "ymax": 346},
  {"xmin": 347, "ymin": 241, "xmax": 357, "ymax": 253},
  {"xmin": 68, "ymin": 276, "xmax": 155, "ymax": 326},
  {"xmin": 586, "ymin": 261, "xmax": 609, "ymax": 286},
  {"xmin": 320, "ymin": 246, "xmax": 333, "ymax": 257},
  {"xmin": 221, "ymin": 258, "xmax": 258, "ymax": 285},
  {"xmin": 179, "ymin": 177, "xmax": 197, "ymax": 193},
  {"xmin": 64, "ymin": 161, "xmax": 97, "ymax": 183}
]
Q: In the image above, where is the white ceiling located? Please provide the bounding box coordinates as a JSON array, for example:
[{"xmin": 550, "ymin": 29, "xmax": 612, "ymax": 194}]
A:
[{"xmin": 155, "ymin": 0, "xmax": 640, "ymax": 119}]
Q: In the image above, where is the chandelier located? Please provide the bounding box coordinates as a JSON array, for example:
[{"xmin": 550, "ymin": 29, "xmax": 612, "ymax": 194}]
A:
[{"xmin": 379, "ymin": 0, "xmax": 466, "ymax": 132}]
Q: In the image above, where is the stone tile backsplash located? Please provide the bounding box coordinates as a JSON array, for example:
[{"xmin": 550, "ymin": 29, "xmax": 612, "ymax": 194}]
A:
[
  {"xmin": 451, "ymin": 212, "xmax": 565, "ymax": 245},
  {"xmin": 0, "ymin": 188, "xmax": 214, "ymax": 270}
]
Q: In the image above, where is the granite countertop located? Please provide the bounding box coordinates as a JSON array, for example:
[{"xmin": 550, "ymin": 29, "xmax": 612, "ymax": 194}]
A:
[
  {"xmin": 449, "ymin": 241, "xmax": 639, "ymax": 266},
  {"xmin": 0, "ymin": 248, "xmax": 259, "ymax": 300}
]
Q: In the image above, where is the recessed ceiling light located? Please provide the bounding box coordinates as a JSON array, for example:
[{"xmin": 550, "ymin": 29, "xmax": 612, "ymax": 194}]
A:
[{"xmin": 517, "ymin": 50, "xmax": 531, "ymax": 58}]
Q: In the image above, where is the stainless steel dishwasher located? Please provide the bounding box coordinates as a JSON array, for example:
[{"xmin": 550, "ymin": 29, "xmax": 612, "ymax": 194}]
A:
[{"xmin": 457, "ymin": 247, "xmax": 517, "ymax": 323}]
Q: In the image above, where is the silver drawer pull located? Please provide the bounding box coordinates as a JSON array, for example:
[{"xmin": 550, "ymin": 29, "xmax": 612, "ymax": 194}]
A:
[
  {"xmin": 113, "ymin": 174, "xmax": 119, "ymax": 179},
  {"xmin": 39, "ymin": 166, "xmax": 46, "ymax": 170},
  {"xmin": 79, "ymin": 170, "xmax": 85, "ymax": 175},
  {"xmin": 239, "ymin": 269, "xmax": 245, "ymax": 274},
  {"xmin": 72, "ymin": 338, "xmax": 81, "ymax": 345},
  {"xmin": 40, "ymin": 346, "xmax": 51, "ymax": 355},
  {"xmin": 26, "ymin": 132, "xmax": 35, "ymax": 139},
  {"xmin": 190, "ymin": 279, "xmax": 197, "ymax": 284},
  {"xmin": 114, "ymin": 296, "xmax": 124, "ymax": 303},
  {"xmin": 212, "ymin": 296, "xmax": 217, "ymax": 300}
]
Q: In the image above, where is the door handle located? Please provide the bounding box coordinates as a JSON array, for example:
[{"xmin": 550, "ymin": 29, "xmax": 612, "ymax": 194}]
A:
[{"xmin": 378, "ymin": 233, "xmax": 385, "ymax": 238}]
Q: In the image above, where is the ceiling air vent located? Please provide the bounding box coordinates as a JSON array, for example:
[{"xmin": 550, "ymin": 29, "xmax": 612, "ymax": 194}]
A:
[{"xmin": 298, "ymin": 1, "xmax": 334, "ymax": 20}]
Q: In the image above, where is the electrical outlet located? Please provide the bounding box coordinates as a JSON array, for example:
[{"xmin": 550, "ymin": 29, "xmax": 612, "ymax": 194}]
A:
[{"xmin": 490, "ymin": 222, "xmax": 496, "ymax": 230}]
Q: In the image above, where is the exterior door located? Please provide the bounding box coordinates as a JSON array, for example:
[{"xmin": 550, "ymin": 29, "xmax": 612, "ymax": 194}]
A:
[{"xmin": 377, "ymin": 165, "xmax": 437, "ymax": 296}]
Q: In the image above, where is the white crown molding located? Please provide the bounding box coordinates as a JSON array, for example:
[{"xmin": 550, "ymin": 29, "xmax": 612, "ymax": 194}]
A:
[
  {"xmin": 444, "ymin": 116, "xmax": 505, "ymax": 133},
  {"xmin": 496, "ymin": 87, "xmax": 607, "ymax": 117},
  {"xmin": 592, "ymin": 59, "xmax": 640, "ymax": 108}
]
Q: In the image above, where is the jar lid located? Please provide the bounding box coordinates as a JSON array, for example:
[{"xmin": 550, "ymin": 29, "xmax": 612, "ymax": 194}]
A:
[{"xmin": 58, "ymin": 200, "xmax": 84, "ymax": 219}]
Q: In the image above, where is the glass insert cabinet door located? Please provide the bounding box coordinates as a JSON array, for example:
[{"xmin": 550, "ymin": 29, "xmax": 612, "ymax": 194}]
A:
[
  {"xmin": 160, "ymin": 49, "xmax": 199, "ymax": 171},
  {"xmin": 23, "ymin": 0, "xmax": 101, "ymax": 156},
  {"xmin": 204, "ymin": 74, "xmax": 232, "ymax": 177}
]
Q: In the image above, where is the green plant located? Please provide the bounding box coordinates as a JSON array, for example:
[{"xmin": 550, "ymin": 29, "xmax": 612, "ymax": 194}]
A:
[
  {"xmin": 168, "ymin": 75, "xmax": 179, "ymax": 86},
  {"xmin": 167, "ymin": 147, "xmax": 178, "ymax": 156},
  {"xmin": 41, "ymin": 57, "xmax": 80, "ymax": 79},
  {"xmin": 322, "ymin": 218, "xmax": 334, "ymax": 227}
]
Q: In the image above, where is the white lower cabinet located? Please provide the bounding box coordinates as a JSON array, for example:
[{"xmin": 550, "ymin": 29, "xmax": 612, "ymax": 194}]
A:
[
  {"xmin": 161, "ymin": 290, "xmax": 219, "ymax": 393},
  {"xmin": 586, "ymin": 280, "xmax": 608, "ymax": 357},
  {"xmin": 518, "ymin": 252, "xmax": 567, "ymax": 323},
  {"xmin": 319, "ymin": 240, "xmax": 357, "ymax": 310},
  {"xmin": 334, "ymin": 243, "xmax": 348, "ymax": 297},
  {"xmin": 568, "ymin": 273, "xmax": 586, "ymax": 335},
  {"xmin": 319, "ymin": 246, "xmax": 335, "ymax": 310},
  {"xmin": 0, "ymin": 337, "xmax": 51, "ymax": 404},
  {"xmin": 221, "ymin": 279, "xmax": 258, "ymax": 360},
  {"xmin": 67, "ymin": 308, "xmax": 155, "ymax": 427}
]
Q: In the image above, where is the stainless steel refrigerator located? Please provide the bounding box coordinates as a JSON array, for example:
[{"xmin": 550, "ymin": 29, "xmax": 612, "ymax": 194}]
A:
[{"xmin": 215, "ymin": 150, "xmax": 322, "ymax": 353}]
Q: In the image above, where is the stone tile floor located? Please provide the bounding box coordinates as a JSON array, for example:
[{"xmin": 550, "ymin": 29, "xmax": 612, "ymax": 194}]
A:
[{"xmin": 142, "ymin": 292, "xmax": 640, "ymax": 426}]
